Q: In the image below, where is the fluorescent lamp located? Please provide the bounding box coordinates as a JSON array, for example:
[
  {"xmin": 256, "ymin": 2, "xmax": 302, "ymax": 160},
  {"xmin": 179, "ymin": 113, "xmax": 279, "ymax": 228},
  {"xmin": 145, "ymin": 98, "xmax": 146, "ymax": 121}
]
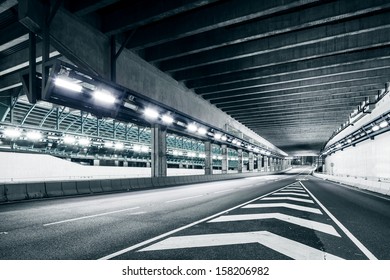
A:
[
  {"xmin": 221, "ymin": 135, "xmax": 227, "ymax": 141},
  {"xmin": 236, "ymin": 141, "xmax": 241, "ymax": 146},
  {"xmin": 63, "ymin": 135, "xmax": 76, "ymax": 144},
  {"xmin": 78, "ymin": 138, "xmax": 90, "ymax": 146},
  {"xmin": 232, "ymin": 139, "xmax": 237, "ymax": 144},
  {"xmin": 93, "ymin": 90, "xmax": 116, "ymax": 104},
  {"xmin": 173, "ymin": 150, "xmax": 179, "ymax": 156},
  {"xmin": 4, "ymin": 128, "xmax": 21, "ymax": 138},
  {"xmin": 141, "ymin": 146, "xmax": 149, "ymax": 152},
  {"xmin": 26, "ymin": 131, "xmax": 42, "ymax": 141},
  {"xmin": 372, "ymin": 125, "xmax": 380, "ymax": 132},
  {"xmin": 379, "ymin": 121, "xmax": 388, "ymax": 128},
  {"xmin": 217, "ymin": 156, "xmax": 223, "ymax": 160},
  {"xmin": 187, "ymin": 123, "xmax": 197, "ymax": 132},
  {"xmin": 347, "ymin": 139, "xmax": 352, "ymax": 143},
  {"xmin": 212, "ymin": 155, "xmax": 217, "ymax": 159},
  {"xmin": 214, "ymin": 133, "xmax": 222, "ymax": 140},
  {"xmin": 114, "ymin": 142, "xmax": 124, "ymax": 150},
  {"xmin": 104, "ymin": 141, "xmax": 113, "ymax": 148},
  {"xmin": 133, "ymin": 145, "xmax": 141, "ymax": 152},
  {"xmin": 144, "ymin": 108, "xmax": 159, "ymax": 119},
  {"xmin": 54, "ymin": 78, "xmax": 82, "ymax": 92},
  {"xmin": 162, "ymin": 114, "xmax": 174, "ymax": 124},
  {"xmin": 336, "ymin": 143, "xmax": 342, "ymax": 148},
  {"xmin": 197, "ymin": 127, "xmax": 207, "ymax": 135}
]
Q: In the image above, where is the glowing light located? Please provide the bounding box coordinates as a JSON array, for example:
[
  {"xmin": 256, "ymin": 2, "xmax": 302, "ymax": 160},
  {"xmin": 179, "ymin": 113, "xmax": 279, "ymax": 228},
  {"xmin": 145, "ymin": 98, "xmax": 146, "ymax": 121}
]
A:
[
  {"xmin": 197, "ymin": 127, "xmax": 207, "ymax": 135},
  {"xmin": 26, "ymin": 131, "xmax": 42, "ymax": 141},
  {"xmin": 372, "ymin": 125, "xmax": 380, "ymax": 132},
  {"xmin": 221, "ymin": 135, "xmax": 227, "ymax": 141},
  {"xmin": 214, "ymin": 133, "xmax": 222, "ymax": 140},
  {"xmin": 141, "ymin": 146, "xmax": 149, "ymax": 152},
  {"xmin": 3, "ymin": 128, "xmax": 21, "ymax": 138},
  {"xmin": 187, "ymin": 123, "xmax": 197, "ymax": 132},
  {"xmin": 144, "ymin": 108, "xmax": 159, "ymax": 120},
  {"xmin": 54, "ymin": 78, "xmax": 82, "ymax": 92},
  {"xmin": 161, "ymin": 114, "xmax": 174, "ymax": 124},
  {"xmin": 78, "ymin": 138, "xmax": 90, "ymax": 146},
  {"xmin": 104, "ymin": 141, "xmax": 113, "ymax": 148},
  {"xmin": 379, "ymin": 121, "xmax": 388, "ymax": 128},
  {"xmin": 114, "ymin": 142, "xmax": 124, "ymax": 150},
  {"xmin": 93, "ymin": 90, "xmax": 116, "ymax": 104},
  {"xmin": 63, "ymin": 135, "xmax": 76, "ymax": 145},
  {"xmin": 133, "ymin": 145, "xmax": 141, "ymax": 152}
]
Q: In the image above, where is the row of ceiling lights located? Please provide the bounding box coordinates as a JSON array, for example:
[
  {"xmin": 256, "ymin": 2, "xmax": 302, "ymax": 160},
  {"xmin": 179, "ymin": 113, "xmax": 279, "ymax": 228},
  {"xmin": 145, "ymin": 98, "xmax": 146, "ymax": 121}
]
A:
[
  {"xmin": 321, "ymin": 116, "xmax": 389, "ymax": 156},
  {"xmin": 53, "ymin": 76, "xmax": 275, "ymax": 157}
]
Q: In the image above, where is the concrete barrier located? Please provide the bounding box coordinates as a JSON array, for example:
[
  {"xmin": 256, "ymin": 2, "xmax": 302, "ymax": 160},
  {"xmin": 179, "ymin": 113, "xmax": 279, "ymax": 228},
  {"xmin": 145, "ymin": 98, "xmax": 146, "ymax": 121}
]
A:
[
  {"xmin": 138, "ymin": 178, "xmax": 153, "ymax": 189},
  {"xmin": 45, "ymin": 181, "xmax": 63, "ymax": 197},
  {"xmin": 6, "ymin": 183, "xmax": 28, "ymax": 201},
  {"xmin": 100, "ymin": 180, "xmax": 113, "ymax": 192},
  {"xmin": 76, "ymin": 181, "xmax": 91, "ymax": 195},
  {"xmin": 111, "ymin": 179, "xmax": 122, "ymax": 191},
  {"xmin": 120, "ymin": 179, "xmax": 131, "ymax": 190},
  {"xmin": 128, "ymin": 178, "xmax": 138, "ymax": 189},
  {"xmin": 26, "ymin": 182, "xmax": 46, "ymax": 199},
  {"xmin": 62, "ymin": 181, "xmax": 78, "ymax": 196},
  {"xmin": 0, "ymin": 184, "xmax": 7, "ymax": 202},
  {"xmin": 90, "ymin": 180, "xmax": 103, "ymax": 193}
]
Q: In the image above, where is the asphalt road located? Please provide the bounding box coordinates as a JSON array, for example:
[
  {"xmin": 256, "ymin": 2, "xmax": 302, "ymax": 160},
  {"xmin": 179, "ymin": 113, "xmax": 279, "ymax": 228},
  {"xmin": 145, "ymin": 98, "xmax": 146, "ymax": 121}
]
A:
[{"xmin": 0, "ymin": 166, "xmax": 389, "ymax": 260}]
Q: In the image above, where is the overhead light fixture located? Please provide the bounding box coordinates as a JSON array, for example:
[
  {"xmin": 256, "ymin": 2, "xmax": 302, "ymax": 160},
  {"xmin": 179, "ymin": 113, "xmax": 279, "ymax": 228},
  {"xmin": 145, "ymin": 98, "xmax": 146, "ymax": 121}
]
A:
[
  {"xmin": 141, "ymin": 146, "xmax": 149, "ymax": 152},
  {"xmin": 144, "ymin": 108, "xmax": 159, "ymax": 120},
  {"xmin": 133, "ymin": 144, "xmax": 141, "ymax": 152},
  {"xmin": 372, "ymin": 125, "xmax": 380, "ymax": 132},
  {"xmin": 187, "ymin": 123, "xmax": 197, "ymax": 132},
  {"xmin": 221, "ymin": 135, "xmax": 227, "ymax": 141},
  {"xmin": 114, "ymin": 142, "xmax": 124, "ymax": 150},
  {"xmin": 104, "ymin": 141, "xmax": 113, "ymax": 148},
  {"xmin": 3, "ymin": 128, "xmax": 21, "ymax": 138},
  {"xmin": 78, "ymin": 138, "xmax": 90, "ymax": 146},
  {"xmin": 93, "ymin": 89, "xmax": 116, "ymax": 104},
  {"xmin": 197, "ymin": 127, "xmax": 207, "ymax": 135},
  {"xmin": 379, "ymin": 120, "xmax": 388, "ymax": 128},
  {"xmin": 54, "ymin": 78, "xmax": 82, "ymax": 93},
  {"xmin": 63, "ymin": 135, "xmax": 76, "ymax": 145},
  {"xmin": 214, "ymin": 133, "xmax": 222, "ymax": 140},
  {"xmin": 26, "ymin": 131, "xmax": 42, "ymax": 141},
  {"xmin": 161, "ymin": 114, "xmax": 174, "ymax": 124},
  {"xmin": 336, "ymin": 143, "xmax": 342, "ymax": 148},
  {"xmin": 347, "ymin": 139, "xmax": 352, "ymax": 144},
  {"xmin": 232, "ymin": 139, "xmax": 237, "ymax": 144}
]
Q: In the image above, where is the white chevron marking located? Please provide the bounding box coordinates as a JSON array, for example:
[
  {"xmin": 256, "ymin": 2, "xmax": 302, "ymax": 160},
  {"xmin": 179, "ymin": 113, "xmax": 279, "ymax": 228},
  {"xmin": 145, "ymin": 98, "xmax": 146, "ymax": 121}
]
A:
[
  {"xmin": 208, "ymin": 213, "xmax": 340, "ymax": 237},
  {"xmin": 243, "ymin": 203, "xmax": 322, "ymax": 214},
  {"xmin": 139, "ymin": 231, "xmax": 343, "ymax": 260},
  {"xmin": 262, "ymin": 196, "xmax": 314, "ymax": 204}
]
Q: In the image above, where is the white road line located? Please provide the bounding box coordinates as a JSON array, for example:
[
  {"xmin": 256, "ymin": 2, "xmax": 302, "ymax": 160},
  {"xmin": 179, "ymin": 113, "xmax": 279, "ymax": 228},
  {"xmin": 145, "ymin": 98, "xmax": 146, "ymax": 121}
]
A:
[
  {"xmin": 165, "ymin": 195, "xmax": 204, "ymax": 203},
  {"xmin": 208, "ymin": 213, "xmax": 340, "ymax": 237},
  {"xmin": 43, "ymin": 207, "xmax": 141, "ymax": 226},
  {"xmin": 243, "ymin": 203, "xmax": 322, "ymax": 214},
  {"xmin": 98, "ymin": 182, "xmax": 298, "ymax": 260},
  {"xmin": 272, "ymin": 192, "xmax": 309, "ymax": 197},
  {"xmin": 262, "ymin": 197, "xmax": 314, "ymax": 204},
  {"xmin": 214, "ymin": 189, "xmax": 234, "ymax": 194},
  {"xmin": 300, "ymin": 181, "xmax": 378, "ymax": 260},
  {"xmin": 139, "ymin": 231, "xmax": 343, "ymax": 260}
]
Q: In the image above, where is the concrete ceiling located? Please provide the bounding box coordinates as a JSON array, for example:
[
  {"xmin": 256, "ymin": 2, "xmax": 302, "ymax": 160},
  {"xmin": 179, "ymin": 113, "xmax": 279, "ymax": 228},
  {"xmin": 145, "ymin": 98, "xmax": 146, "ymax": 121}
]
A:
[{"xmin": 1, "ymin": 0, "xmax": 390, "ymax": 156}]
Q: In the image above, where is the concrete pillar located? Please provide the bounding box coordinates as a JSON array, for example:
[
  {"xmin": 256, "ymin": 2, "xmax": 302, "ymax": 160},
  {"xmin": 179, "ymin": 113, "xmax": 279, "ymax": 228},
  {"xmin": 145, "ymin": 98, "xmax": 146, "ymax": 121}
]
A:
[
  {"xmin": 204, "ymin": 141, "xmax": 213, "ymax": 175},
  {"xmin": 237, "ymin": 149, "xmax": 243, "ymax": 173},
  {"xmin": 179, "ymin": 163, "xmax": 184, "ymax": 168},
  {"xmin": 151, "ymin": 124, "xmax": 167, "ymax": 177},
  {"xmin": 123, "ymin": 161, "xmax": 128, "ymax": 167},
  {"xmin": 93, "ymin": 159, "xmax": 100, "ymax": 166},
  {"xmin": 221, "ymin": 144, "xmax": 228, "ymax": 174},
  {"xmin": 258, "ymin": 155, "xmax": 262, "ymax": 172},
  {"xmin": 264, "ymin": 156, "xmax": 268, "ymax": 172},
  {"xmin": 248, "ymin": 152, "xmax": 254, "ymax": 172}
]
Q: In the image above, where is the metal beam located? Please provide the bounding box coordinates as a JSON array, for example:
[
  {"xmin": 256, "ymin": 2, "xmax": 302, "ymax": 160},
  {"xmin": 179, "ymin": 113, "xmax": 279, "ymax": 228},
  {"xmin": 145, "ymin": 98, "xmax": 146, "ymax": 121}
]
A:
[
  {"xmin": 0, "ymin": 0, "xmax": 17, "ymax": 14},
  {"xmin": 67, "ymin": 0, "xmax": 120, "ymax": 16}
]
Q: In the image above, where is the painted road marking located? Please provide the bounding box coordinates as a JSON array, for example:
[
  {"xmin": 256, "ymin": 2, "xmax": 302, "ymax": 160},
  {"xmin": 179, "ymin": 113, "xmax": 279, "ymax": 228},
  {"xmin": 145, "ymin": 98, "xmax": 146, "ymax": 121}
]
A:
[
  {"xmin": 44, "ymin": 207, "xmax": 141, "ymax": 226},
  {"xmin": 300, "ymin": 181, "xmax": 378, "ymax": 260},
  {"xmin": 272, "ymin": 192, "xmax": 309, "ymax": 197},
  {"xmin": 139, "ymin": 231, "xmax": 343, "ymax": 260},
  {"xmin": 98, "ymin": 183, "xmax": 295, "ymax": 260},
  {"xmin": 243, "ymin": 203, "xmax": 322, "ymax": 215},
  {"xmin": 262, "ymin": 196, "xmax": 314, "ymax": 204},
  {"xmin": 165, "ymin": 195, "xmax": 204, "ymax": 203},
  {"xmin": 279, "ymin": 189, "xmax": 306, "ymax": 193},
  {"xmin": 208, "ymin": 213, "xmax": 340, "ymax": 237}
]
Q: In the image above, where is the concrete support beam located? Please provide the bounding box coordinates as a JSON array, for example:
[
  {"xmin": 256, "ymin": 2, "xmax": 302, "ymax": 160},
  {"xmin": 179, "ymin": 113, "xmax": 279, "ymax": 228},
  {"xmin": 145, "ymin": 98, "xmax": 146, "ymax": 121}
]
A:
[
  {"xmin": 264, "ymin": 156, "xmax": 268, "ymax": 172},
  {"xmin": 173, "ymin": 28, "xmax": 390, "ymax": 81},
  {"xmin": 125, "ymin": 0, "xmax": 319, "ymax": 49},
  {"xmin": 221, "ymin": 144, "xmax": 228, "ymax": 174},
  {"xmin": 257, "ymin": 155, "xmax": 262, "ymax": 172},
  {"xmin": 204, "ymin": 141, "xmax": 212, "ymax": 175},
  {"xmin": 151, "ymin": 124, "xmax": 167, "ymax": 177},
  {"xmin": 145, "ymin": 0, "xmax": 390, "ymax": 62},
  {"xmin": 237, "ymin": 149, "xmax": 243, "ymax": 173},
  {"xmin": 248, "ymin": 152, "xmax": 254, "ymax": 172}
]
